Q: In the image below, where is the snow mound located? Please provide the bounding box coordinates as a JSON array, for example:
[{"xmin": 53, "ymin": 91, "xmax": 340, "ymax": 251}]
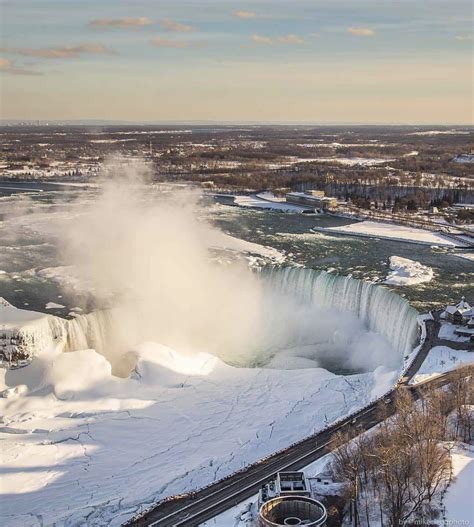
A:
[
  {"xmin": 132, "ymin": 342, "xmax": 226, "ymax": 387},
  {"xmin": 384, "ymin": 256, "xmax": 434, "ymax": 286}
]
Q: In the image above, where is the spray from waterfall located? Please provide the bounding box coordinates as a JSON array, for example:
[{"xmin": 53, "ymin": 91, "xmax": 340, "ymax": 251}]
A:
[{"xmin": 49, "ymin": 157, "xmax": 418, "ymax": 376}]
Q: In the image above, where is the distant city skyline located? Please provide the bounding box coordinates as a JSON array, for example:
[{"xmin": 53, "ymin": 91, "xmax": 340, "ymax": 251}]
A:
[{"xmin": 1, "ymin": 0, "xmax": 473, "ymax": 124}]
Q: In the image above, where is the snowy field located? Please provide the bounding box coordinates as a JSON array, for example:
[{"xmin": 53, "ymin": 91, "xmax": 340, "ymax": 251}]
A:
[
  {"xmin": 322, "ymin": 220, "xmax": 459, "ymax": 247},
  {"xmin": 303, "ymin": 157, "xmax": 394, "ymax": 166}
]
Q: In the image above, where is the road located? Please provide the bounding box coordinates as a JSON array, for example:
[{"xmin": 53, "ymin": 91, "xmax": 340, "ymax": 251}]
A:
[
  {"xmin": 402, "ymin": 317, "xmax": 440, "ymax": 381},
  {"xmin": 125, "ymin": 365, "xmax": 471, "ymax": 527}
]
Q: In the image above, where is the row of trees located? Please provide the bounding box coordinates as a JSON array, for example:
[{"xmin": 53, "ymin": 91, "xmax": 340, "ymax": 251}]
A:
[{"xmin": 331, "ymin": 369, "xmax": 473, "ymax": 526}]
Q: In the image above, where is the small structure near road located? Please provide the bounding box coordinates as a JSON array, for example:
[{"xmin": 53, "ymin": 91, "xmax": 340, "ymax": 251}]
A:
[{"xmin": 258, "ymin": 472, "xmax": 327, "ymax": 526}]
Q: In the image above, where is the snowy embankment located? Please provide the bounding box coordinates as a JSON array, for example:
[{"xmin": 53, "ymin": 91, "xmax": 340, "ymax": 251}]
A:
[
  {"xmin": 0, "ymin": 338, "xmax": 386, "ymax": 527},
  {"xmin": 410, "ymin": 346, "xmax": 474, "ymax": 384},
  {"xmin": 320, "ymin": 220, "xmax": 460, "ymax": 247},
  {"xmin": 384, "ymin": 256, "xmax": 434, "ymax": 286}
]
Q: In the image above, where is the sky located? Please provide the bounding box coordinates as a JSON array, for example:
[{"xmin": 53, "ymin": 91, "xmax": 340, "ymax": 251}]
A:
[{"xmin": 0, "ymin": 0, "xmax": 472, "ymax": 124}]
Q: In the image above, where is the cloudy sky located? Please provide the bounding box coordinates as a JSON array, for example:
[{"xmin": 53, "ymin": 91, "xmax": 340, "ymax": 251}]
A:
[{"xmin": 1, "ymin": 0, "xmax": 472, "ymax": 123}]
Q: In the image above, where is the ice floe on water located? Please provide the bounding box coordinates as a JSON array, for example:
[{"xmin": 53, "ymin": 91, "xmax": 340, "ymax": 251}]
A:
[{"xmin": 384, "ymin": 256, "xmax": 434, "ymax": 286}]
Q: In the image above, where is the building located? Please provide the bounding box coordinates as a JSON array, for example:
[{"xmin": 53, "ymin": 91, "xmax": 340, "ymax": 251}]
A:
[
  {"xmin": 258, "ymin": 472, "xmax": 327, "ymax": 526},
  {"xmin": 286, "ymin": 191, "xmax": 337, "ymax": 211},
  {"xmin": 442, "ymin": 297, "xmax": 473, "ymax": 325}
]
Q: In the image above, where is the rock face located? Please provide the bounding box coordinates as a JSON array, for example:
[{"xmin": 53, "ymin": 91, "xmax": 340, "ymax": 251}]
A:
[{"xmin": 0, "ymin": 298, "xmax": 63, "ymax": 368}]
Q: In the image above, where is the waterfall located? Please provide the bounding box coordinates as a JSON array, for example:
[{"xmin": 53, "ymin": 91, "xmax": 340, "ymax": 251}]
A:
[
  {"xmin": 62, "ymin": 310, "xmax": 117, "ymax": 358},
  {"xmin": 260, "ymin": 266, "xmax": 419, "ymax": 356},
  {"xmin": 2, "ymin": 266, "xmax": 419, "ymax": 370}
]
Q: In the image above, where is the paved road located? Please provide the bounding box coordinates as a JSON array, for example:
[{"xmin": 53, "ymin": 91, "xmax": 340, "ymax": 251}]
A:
[
  {"xmin": 403, "ymin": 318, "xmax": 440, "ymax": 382},
  {"xmin": 125, "ymin": 366, "xmax": 471, "ymax": 527}
]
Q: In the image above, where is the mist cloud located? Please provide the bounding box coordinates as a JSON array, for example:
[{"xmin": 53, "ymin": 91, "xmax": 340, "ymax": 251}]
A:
[{"xmin": 57, "ymin": 157, "xmax": 398, "ymax": 375}]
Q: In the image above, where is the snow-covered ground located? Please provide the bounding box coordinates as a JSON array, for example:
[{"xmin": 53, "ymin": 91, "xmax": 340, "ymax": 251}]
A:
[
  {"xmin": 0, "ymin": 337, "xmax": 389, "ymax": 526},
  {"xmin": 453, "ymin": 252, "xmax": 474, "ymax": 263},
  {"xmin": 322, "ymin": 220, "xmax": 459, "ymax": 247},
  {"xmin": 384, "ymin": 256, "xmax": 434, "ymax": 286},
  {"xmin": 410, "ymin": 346, "xmax": 474, "ymax": 384},
  {"xmin": 438, "ymin": 323, "xmax": 471, "ymax": 343},
  {"xmin": 303, "ymin": 157, "xmax": 394, "ymax": 166},
  {"xmin": 441, "ymin": 444, "xmax": 474, "ymax": 525}
]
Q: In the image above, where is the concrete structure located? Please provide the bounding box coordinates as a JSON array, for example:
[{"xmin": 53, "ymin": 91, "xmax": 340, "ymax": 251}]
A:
[
  {"xmin": 286, "ymin": 191, "xmax": 337, "ymax": 211},
  {"xmin": 258, "ymin": 472, "xmax": 327, "ymax": 526},
  {"xmin": 258, "ymin": 496, "xmax": 327, "ymax": 527}
]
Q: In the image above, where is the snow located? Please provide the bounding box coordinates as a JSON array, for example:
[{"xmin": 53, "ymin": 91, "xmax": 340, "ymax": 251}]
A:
[
  {"xmin": 323, "ymin": 220, "xmax": 459, "ymax": 247},
  {"xmin": 438, "ymin": 324, "xmax": 471, "ymax": 343},
  {"xmin": 453, "ymin": 252, "xmax": 474, "ymax": 263},
  {"xmin": 45, "ymin": 302, "xmax": 66, "ymax": 310},
  {"xmin": 453, "ymin": 154, "xmax": 474, "ymax": 164},
  {"xmin": 410, "ymin": 346, "xmax": 474, "ymax": 384},
  {"xmin": 304, "ymin": 157, "xmax": 394, "ymax": 166},
  {"xmin": 384, "ymin": 256, "xmax": 434, "ymax": 286},
  {"xmin": 441, "ymin": 444, "xmax": 474, "ymax": 525},
  {"xmin": 408, "ymin": 130, "xmax": 470, "ymax": 136},
  {"xmin": 0, "ymin": 331, "xmax": 388, "ymax": 526},
  {"xmin": 0, "ymin": 300, "xmax": 52, "ymax": 331}
]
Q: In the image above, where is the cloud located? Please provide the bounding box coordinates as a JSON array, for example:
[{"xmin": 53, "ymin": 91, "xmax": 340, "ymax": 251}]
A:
[
  {"xmin": 250, "ymin": 35, "xmax": 273, "ymax": 45},
  {"xmin": 1, "ymin": 44, "xmax": 115, "ymax": 59},
  {"xmin": 0, "ymin": 57, "xmax": 42, "ymax": 75},
  {"xmin": 89, "ymin": 17, "xmax": 152, "ymax": 28},
  {"xmin": 232, "ymin": 11, "xmax": 257, "ymax": 19},
  {"xmin": 159, "ymin": 18, "xmax": 195, "ymax": 32},
  {"xmin": 455, "ymin": 35, "xmax": 472, "ymax": 41},
  {"xmin": 150, "ymin": 37, "xmax": 191, "ymax": 49},
  {"xmin": 347, "ymin": 27, "xmax": 375, "ymax": 37},
  {"xmin": 277, "ymin": 34, "xmax": 304, "ymax": 45},
  {"xmin": 250, "ymin": 34, "xmax": 305, "ymax": 46}
]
